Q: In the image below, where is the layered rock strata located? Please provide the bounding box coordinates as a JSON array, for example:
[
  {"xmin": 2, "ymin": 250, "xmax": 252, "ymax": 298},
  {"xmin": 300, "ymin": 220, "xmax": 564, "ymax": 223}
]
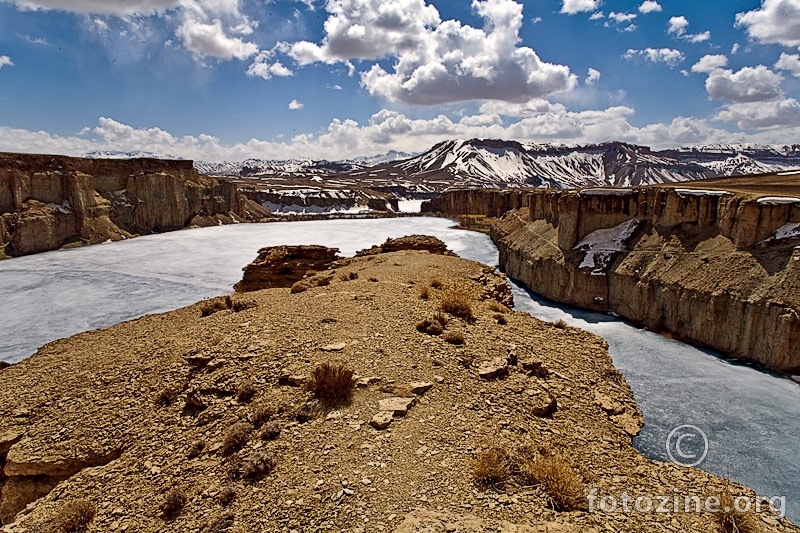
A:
[
  {"xmin": 424, "ymin": 187, "xmax": 800, "ymax": 373},
  {"xmin": 0, "ymin": 153, "xmax": 270, "ymax": 258}
]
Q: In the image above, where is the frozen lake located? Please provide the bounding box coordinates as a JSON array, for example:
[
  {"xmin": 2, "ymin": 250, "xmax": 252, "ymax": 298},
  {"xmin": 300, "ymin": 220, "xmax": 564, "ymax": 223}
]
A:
[{"xmin": 1, "ymin": 218, "xmax": 797, "ymax": 521}]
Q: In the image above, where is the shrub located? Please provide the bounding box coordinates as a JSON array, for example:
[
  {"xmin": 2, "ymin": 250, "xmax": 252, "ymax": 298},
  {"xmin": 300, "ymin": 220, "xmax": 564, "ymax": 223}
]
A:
[
  {"xmin": 551, "ymin": 319, "xmax": 568, "ymax": 329},
  {"xmin": 162, "ymin": 488, "xmax": 188, "ymax": 519},
  {"xmin": 487, "ymin": 300, "xmax": 509, "ymax": 313},
  {"xmin": 368, "ymin": 277, "xmax": 378, "ymax": 282},
  {"xmin": 206, "ymin": 513, "xmax": 235, "ymax": 533},
  {"xmin": 494, "ymin": 313, "xmax": 508, "ymax": 325},
  {"xmin": 187, "ymin": 439, "xmax": 205, "ymax": 458},
  {"xmin": 473, "ymin": 447, "xmax": 511, "ymax": 487},
  {"xmin": 293, "ymin": 402, "xmax": 318, "ymax": 423},
  {"xmin": 250, "ymin": 404, "xmax": 275, "ymax": 428},
  {"xmin": 416, "ymin": 317, "xmax": 445, "ymax": 335},
  {"xmin": 236, "ymin": 381, "xmax": 258, "ymax": 403},
  {"xmin": 54, "ymin": 500, "xmax": 97, "ymax": 533},
  {"xmin": 439, "ymin": 285, "xmax": 474, "ymax": 320},
  {"xmin": 154, "ymin": 387, "xmax": 180, "ymax": 407},
  {"xmin": 306, "ymin": 362, "xmax": 355, "ymax": 404},
  {"xmin": 240, "ymin": 451, "xmax": 277, "ymax": 480},
  {"xmin": 419, "ymin": 286, "xmax": 430, "ymax": 300},
  {"xmin": 222, "ymin": 422, "xmax": 253, "ymax": 456},
  {"xmin": 201, "ymin": 295, "xmax": 253, "ymax": 316},
  {"xmin": 217, "ymin": 484, "xmax": 236, "ymax": 507},
  {"xmin": 290, "ymin": 280, "xmax": 312, "ymax": 294},
  {"xmin": 443, "ymin": 331, "xmax": 465, "ymax": 345},
  {"xmin": 711, "ymin": 487, "xmax": 762, "ymax": 533},
  {"xmin": 231, "ymin": 300, "xmax": 255, "ymax": 312},
  {"xmin": 260, "ymin": 421, "xmax": 282, "ymax": 441},
  {"xmin": 515, "ymin": 451, "xmax": 586, "ymax": 511},
  {"xmin": 430, "ymin": 278, "xmax": 444, "ymax": 289}
]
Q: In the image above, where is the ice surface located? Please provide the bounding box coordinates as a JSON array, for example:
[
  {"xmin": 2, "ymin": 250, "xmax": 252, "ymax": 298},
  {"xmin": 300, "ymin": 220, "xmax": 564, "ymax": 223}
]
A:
[
  {"xmin": 397, "ymin": 199, "xmax": 424, "ymax": 213},
  {"xmin": 0, "ymin": 218, "xmax": 797, "ymax": 521},
  {"xmin": 757, "ymin": 196, "xmax": 800, "ymax": 204}
]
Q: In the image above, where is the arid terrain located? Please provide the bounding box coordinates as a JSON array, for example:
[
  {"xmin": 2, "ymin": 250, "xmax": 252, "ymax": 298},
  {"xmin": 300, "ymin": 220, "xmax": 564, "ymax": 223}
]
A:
[{"xmin": 0, "ymin": 238, "xmax": 794, "ymax": 532}]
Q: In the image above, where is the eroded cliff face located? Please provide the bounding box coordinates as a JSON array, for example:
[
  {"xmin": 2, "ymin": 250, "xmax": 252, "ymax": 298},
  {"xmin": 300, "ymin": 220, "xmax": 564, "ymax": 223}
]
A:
[
  {"xmin": 426, "ymin": 188, "xmax": 800, "ymax": 373},
  {"xmin": 0, "ymin": 153, "xmax": 270, "ymax": 259}
]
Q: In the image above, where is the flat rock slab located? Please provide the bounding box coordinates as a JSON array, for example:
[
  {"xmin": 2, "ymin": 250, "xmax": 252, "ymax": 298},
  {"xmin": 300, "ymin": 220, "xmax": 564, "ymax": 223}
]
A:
[
  {"xmin": 477, "ymin": 358, "xmax": 509, "ymax": 379},
  {"xmin": 369, "ymin": 411, "xmax": 394, "ymax": 430},
  {"xmin": 378, "ymin": 397, "xmax": 417, "ymax": 416},
  {"xmin": 409, "ymin": 381, "xmax": 433, "ymax": 395},
  {"xmin": 525, "ymin": 387, "xmax": 557, "ymax": 417},
  {"xmin": 594, "ymin": 392, "xmax": 625, "ymax": 415},
  {"xmin": 321, "ymin": 342, "xmax": 347, "ymax": 352},
  {"xmin": 356, "ymin": 376, "xmax": 382, "ymax": 388}
]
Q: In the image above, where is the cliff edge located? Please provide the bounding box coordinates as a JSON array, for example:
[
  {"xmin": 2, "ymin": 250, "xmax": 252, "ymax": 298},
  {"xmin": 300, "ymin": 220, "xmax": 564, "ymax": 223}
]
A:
[
  {"xmin": 423, "ymin": 182, "xmax": 800, "ymax": 373},
  {"xmin": 0, "ymin": 153, "xmax": 270, "ymax": 259}
]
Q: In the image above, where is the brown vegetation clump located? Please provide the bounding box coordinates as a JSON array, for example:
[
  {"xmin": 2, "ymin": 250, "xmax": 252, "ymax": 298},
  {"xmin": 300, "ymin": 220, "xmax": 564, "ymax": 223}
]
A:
[
  {"xmin": 306, "ymin": 362, "xmax": 355, "ymax": 404},
  {"xmin": 551, "ymin": 319, "xmax": 569, "ymax": 329},
  {"xmin": 187, "ymin": 439, "xmax": 205, "ymax": 458},
  {"xmin": 235, "ymin": 381, "xmax": 258, "ymax": 403},
  {"xmin": 419, "ymin": 286, "xmax": 430, "ymax": 300},
  {"xmin": 515, "ymin": 451, "xmax": 587, "ymax": 511},
  {"xmin": 154, "ymin": 387, "xmax": 180, "ymax": 407},
  {"xmin": 487, "ymin": 300, "xmax": 509, "ymax": 314},
  {"xmin": 250, "ymin": 403, "xmax": 275, "ymax": 428},
  {"xmin": 473, "ymin": 447, "xmax": 511, "ymax": 487},
  {"xmin": 260, "ymin": 420, "xmax": 282, "ymax": 441},
  {"xmin": 710, "ymin": 486, "xmax": 763, "ymax": 533},
  {"xmin": 222, "ymin": 422, "xmax": 253, "ymax": 456},
  {"xmin": 206, "ymin": 513, "xmax": 235, "ymax": 533},
  {"xmin": 201, "ymin": 295, "xmax": 254, "ymax": 316},
  {"xmin": 290, "ymin": 276, "xmax": 331, "ymax": 293},
  {"xmin": 54, "ymin": 500, "xmax": 97, "ymax": 533},
  {"xmin": 240, "ymin": 451, "xmax": 277, "ymax": 480},
  {"xmin": 494, "ymin": 313, "xmax": 508, "ymax": 325},
  {"xmin": 439, "ymin": 284, "xmax": 474, "ymax": 320},
  {"xmin": 429, "ymin": 278, "xmax": 444, "ymax": 289},
  {"xmin": 162, "ymin": 488, "xmax": 188, "ymax": 519},
  {"xmin": 416, "ymin": 315, "xmax": 445, "ymax": 335},
  {"xmin": 217, "ymin": 485, "xmax": 236, "ymax": 507},
  {"xmin": 443, "ymin": 330, "xmax": 465, "ymax": 345}
]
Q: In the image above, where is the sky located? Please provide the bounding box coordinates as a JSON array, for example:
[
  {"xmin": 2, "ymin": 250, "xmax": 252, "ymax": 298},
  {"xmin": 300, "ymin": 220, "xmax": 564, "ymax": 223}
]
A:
[{"xmin": 0, "ymin": 0, "xmax": 799, "ymax": 161}]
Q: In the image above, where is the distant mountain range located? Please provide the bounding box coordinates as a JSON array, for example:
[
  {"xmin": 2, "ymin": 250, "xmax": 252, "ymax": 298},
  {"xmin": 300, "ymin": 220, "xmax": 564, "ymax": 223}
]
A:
[{"xmin": 85, "ymin": 141, "xmax": 800, "ymax": 192}]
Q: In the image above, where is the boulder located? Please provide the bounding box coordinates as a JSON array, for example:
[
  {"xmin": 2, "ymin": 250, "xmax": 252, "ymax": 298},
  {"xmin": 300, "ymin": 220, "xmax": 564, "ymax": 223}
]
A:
[
  {"xmin": 477, "ymin": 358, "xmax": 509, "ymax": 380},
  {"xmin": 234, "ymin": 245, "xmax": 339, "ymax": 292},
  {"xmin": 369, "ymin": 411, "xmax": 394, "ymax": 430},
  {"xmin": 377, "ymin": 397, "xmax": 416, "ymax": 416},
  {"xmin": 356, "ymin": 235, "xmax": 455, "ymax": 256}
]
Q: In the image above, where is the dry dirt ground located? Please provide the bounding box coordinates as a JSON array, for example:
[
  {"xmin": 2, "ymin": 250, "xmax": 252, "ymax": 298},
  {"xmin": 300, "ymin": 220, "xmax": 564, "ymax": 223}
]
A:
[
  {"xmin": 651, "ymin": 172, "xmax": 800, "ymax": 198},
  {"xmin": 0, "ymin": 248, "xmax": 795, "ymax": 533}
]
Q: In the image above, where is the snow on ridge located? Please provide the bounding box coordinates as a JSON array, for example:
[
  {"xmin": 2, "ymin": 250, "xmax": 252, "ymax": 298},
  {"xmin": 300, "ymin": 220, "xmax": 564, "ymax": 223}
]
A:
[
  {"xmin": 574, "ymin": 219, "xmax": 641, "ymax": 275},
  {"xmin": 757, "ymin": 196, "xmax": 800, "ymax": 205}
]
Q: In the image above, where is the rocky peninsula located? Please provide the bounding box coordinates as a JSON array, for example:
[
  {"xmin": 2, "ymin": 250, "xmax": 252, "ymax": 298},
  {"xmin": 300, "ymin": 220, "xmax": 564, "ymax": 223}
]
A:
[
  {"xmin": 0, "ymin": 238, "xmax": 793, "ymax": 532},
  {"xmin": 423, "ymin": 178, "xmax": 800, "ymax": 374}
]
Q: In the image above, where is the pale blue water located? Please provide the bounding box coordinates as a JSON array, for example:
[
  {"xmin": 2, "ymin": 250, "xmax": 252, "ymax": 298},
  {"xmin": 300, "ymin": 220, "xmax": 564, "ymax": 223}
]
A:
[{"xmin": 0, "ymin": 218, "xmax": 797, "ymax": 521}]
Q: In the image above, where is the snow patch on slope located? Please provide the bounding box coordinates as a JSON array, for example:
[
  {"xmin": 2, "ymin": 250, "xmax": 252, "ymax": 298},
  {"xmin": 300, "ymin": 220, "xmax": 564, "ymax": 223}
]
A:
[{"xmin": 574, "ymin": 219, "xmax": 641, "ymax": 275}]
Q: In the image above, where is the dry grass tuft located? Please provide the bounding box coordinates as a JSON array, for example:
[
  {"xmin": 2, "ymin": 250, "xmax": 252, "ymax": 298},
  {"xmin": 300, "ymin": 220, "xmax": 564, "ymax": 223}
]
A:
[
  {"xmin": 419, "ymin": 286, "xmax": 430, "ymax": 300},
  {"xmin": 250, "ymin": 403, "xmax": 275, "ymax": 428},
  {"xmin": 473, "ymin": 447, "xmax": 511, "ymax": 487},
  {"xmin": 494, "ymin": 313, "xmax": 508, "ymax": 325},
  {"xmin": 551, "ymin": 319, "xmax": 569, "ymax": 329},
  {"xmin": 515, "ymin": 451, "xmax": 587, "ymax": 511},
  {"xmin": 487, "ymin": 300, "xmax": 509, "ymax": 313},
  {"xmin": 222, "ymin": 422, "xmax": 253, "ymax": 456},
  {"xmin": 217, "ymin": 485, "xmax": 236, "ymax": 506},
  {"xmin": 187, "ymin": 439, "xmax": 205, "ymax": 458},
  {"xmin": 235, "ymin": 381, "xmax": 258, "ymax": 403},
  {"xmin": 439, "ymin": 284, "xmax": 474, "ymax": 320},
  {"xmin": 201, "ymin": 295, "xmax": 254, "ymax": 316},
  {"xmin": 240, "ymin": 451, "xmax": 277, "ymax": 480},
  {"xmin": 710, "ymin": 486, "xmax": 764, "ymax": 533},
  {"xmin": 154, "ymin": 387, "xmax": 180, "ymax": 407},
  {"xmin": 416, "ymin": 315, "xmax": 446, "ymax": 335},
  {"xmin": 430, "ymin": 278, "xmax": 444, "ymax": 289},
  {"xmin": 54, "ymin": 500, "xmax": 97, "ymax": 533},
  {"xmin": 443, "ymin": 331, "xmax": 465, "ymax": 345},
  {"xmin": 306, "ymin": 362, "xmax": 356, "ymax": 404},
  {"xmin": 162, "ymin": 488, "xmax": 188, "ymax": 519},
  {"xmin": 206, "ymin": 513, "xmax": 235, "ymax": 533},
  {"xmin": 260, "ymin": 420, "xmax": 282, "ymax": 441}
]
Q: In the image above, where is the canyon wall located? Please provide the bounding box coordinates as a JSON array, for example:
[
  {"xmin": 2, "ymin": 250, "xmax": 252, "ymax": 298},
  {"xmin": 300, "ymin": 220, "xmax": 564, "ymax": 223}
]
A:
[
  {"xmin": 0, "ymin": 153, "xmax": 270, "ymax": 258},
  {"xmin": 425, "ymin": 188, "xmax": 800, "ymax": 373}
]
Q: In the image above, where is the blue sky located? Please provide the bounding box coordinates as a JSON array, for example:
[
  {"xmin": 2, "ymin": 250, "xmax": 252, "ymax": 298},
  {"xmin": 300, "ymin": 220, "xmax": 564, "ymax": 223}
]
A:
[{"xmin": 0, "ymin": 0, "xmax": 799, "ymax": 160}]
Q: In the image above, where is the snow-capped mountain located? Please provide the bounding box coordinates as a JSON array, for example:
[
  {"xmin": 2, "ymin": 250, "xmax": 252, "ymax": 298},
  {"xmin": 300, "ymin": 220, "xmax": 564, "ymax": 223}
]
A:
[
  {"xmin": 347, "ymin": 150, "xmax": 416, "ymax": 167},
  {"xmin": 662, "ymin": 144, "xmax": 800, "ymax": 175},
  {"xmin": 385, "ymin": 139, "xmax": 712, "ymax": 188},
  {"xmin": 195, "ymin": 151, "xmax": 414, "ymax": 177},
  {"xmin": 84, "ymin": 150, "xmax": 184, "ymax": 160}
]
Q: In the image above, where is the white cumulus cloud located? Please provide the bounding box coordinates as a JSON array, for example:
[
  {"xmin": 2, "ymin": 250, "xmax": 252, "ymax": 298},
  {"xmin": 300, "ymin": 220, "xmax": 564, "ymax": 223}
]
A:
[
  {"xmin": 624, "ymin": 48, "xmax": 685, "ymax": 67},
  {"xmin": 704, "ymin": 65, "xmax": 784, "ymax": 102},
  {"xmin": 247, "ymin": 51, "xmax": 294, "ymax": 79},
  {"xmin": 176, "ymin": 18, "xmax": 258, "ymax": 60},
  {"xmin": 560, "ymin": 0, "xmax": 600, "ymax": 15},
  {"xmin": 775, "ymin": 52, "xmax": 800, "ymax": 77},
  {"xmin": 638, "ymin": 1, "xmax": 661, "ymax": 14},
  {"xmin": 608, "ymin": 12, "xmax": 636, "ymax": 24},
  {"xmin": 585, "ymin": 67, "xmax": 601, "ymax": 85},
  {"xmin": 715, "ymin": 98, "xmax": 800, "ymax": 129},
  {"xmin": 691, "ymin": 54, "xmax": 728, "ymax": 74},
  {"xmin": 0, "ymin": 56, "xmax": 14, "ymax": 69},
  {"xmin": 735, "ymin": 0, "xmax": 800, "ymax": 48},
  {"xmin": 288, "ymin": 99, "xmax": 304, "ymax": 110},
  {"xmin": 667, "ymin": 15, "xmax": 710, "ymax": 43},
  {"xmin": 288, "ymin": 0, "xmax": 576, "ymax": 105}
]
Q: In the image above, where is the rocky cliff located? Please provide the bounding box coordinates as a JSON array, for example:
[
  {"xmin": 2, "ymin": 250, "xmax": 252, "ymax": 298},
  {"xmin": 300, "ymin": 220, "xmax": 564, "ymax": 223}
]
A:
[
  {"xmin": 0, "ymin": 153, "xmax": 270, "ymax": 259},
  {"xmin": 424, "ymin": 186, "xmax": 800, "ymax": 373}
]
